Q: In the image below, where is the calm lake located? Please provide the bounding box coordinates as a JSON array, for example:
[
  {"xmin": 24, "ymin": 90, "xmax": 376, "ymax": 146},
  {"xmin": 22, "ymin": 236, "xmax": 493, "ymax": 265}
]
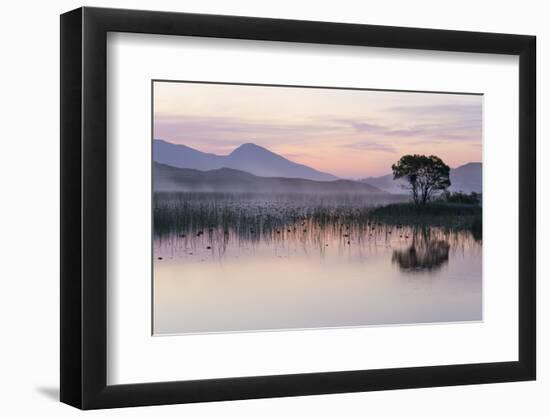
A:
[{"xmin": 153, "ymin": 192, "xmax": 482, "ymax": 335}]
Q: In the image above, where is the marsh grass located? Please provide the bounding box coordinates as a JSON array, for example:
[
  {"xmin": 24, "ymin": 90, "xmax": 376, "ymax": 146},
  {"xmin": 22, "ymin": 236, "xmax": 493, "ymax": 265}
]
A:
[
  {"xmin": 369, "ymin": 202, "xmax": 482, "ymax": 240},
  {"xmin": 153, "ymin": 193, "xmax": 482, "ymax": 246},
  {"xmin": 155, "ymin": 192, "xmax": 398, "ymax": 236}
]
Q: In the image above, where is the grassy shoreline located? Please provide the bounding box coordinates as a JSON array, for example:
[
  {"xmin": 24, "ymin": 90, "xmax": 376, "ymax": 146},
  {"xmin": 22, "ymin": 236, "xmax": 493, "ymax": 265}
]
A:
[
  {"xmin": 369, "ymin": 202, "xmax": 482, "ymax": 239},
  {"xmin": 154, "ymin": 193, "xmax": 481, "ymax": 238}
]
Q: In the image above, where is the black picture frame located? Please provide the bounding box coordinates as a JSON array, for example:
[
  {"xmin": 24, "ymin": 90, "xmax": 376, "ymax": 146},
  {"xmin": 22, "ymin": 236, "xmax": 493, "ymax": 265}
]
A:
[{"xmin": 60, "ymin": 6, "xmax": 536, "ymax": 410}]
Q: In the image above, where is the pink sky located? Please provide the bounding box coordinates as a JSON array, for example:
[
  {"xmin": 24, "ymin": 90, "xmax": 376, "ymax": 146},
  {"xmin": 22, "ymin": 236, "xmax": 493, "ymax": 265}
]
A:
[{"xmin": 153, "ymin": 81, "xmax": 482, "ymax": 178}]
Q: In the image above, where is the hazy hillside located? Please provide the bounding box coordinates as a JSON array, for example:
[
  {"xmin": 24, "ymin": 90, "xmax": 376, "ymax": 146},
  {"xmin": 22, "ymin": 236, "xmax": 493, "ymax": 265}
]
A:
[
  {"xmin": 449, "ymin": 162, "xmax": 482, "ymax": 193},
  {"xmin": 154, "ymin": 162, "xmax": 384, "ymax": 194},
  {"xmin": 153, "ymin": 139, "xmax": 338, "ymax": 182},
  {"xmin": 362, "ymin": 162, "xmax": 482, "ymax": 194}
]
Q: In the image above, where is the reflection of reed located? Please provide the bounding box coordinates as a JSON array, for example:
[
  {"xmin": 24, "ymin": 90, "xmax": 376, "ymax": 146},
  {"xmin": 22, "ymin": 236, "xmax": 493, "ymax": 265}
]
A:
[
  {"xmin": 154, "ymin": 192, "xmax": 386, "ymax": 240},
  {"xmin": 153, "ymin": 193, "xmax": 481, "ymax": 261},
  {"xmin": 391, "ymin": 228, "xmax": 450, "ymax": 273}
]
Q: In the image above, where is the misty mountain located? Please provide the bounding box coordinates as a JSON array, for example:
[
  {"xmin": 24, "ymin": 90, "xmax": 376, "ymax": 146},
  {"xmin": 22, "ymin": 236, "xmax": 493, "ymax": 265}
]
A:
[
  {"xmin": 361, "ymin": 162, "xmax": 482, "ymax": 194},
  {"xmin": 154, "ymin": 162, "xmax": 385, "ymax": 194},
  {"xmin": 153, "ymin": 139, "xmax": 339, "ymax": 182},
  {"xmin": 449, "ymin": 162, "xmax": 482, "ymax": 193}
]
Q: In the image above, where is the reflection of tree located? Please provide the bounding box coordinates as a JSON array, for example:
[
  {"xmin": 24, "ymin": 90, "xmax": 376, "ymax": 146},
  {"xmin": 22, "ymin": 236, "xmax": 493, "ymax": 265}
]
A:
[{"xmin": 392, "ymin": 228, "xmax": 450, "ymax": 273}]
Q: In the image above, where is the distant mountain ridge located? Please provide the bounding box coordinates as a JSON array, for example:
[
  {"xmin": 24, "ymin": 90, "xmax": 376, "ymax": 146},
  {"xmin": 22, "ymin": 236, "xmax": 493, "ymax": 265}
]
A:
[
  {"xmin": 449, "ymin": 162, "xmax": 482, "ymax": 193},
  {"xmin": 153, "ymin": 139, "xmax": 338, "ymax": 182},
  {"xmin": 154, "ymin": 162, "xmax": 385, "ymax": 194},
  {"xmin": 361, "ymin": 162, "xmax": 482, "ymax": 194}
]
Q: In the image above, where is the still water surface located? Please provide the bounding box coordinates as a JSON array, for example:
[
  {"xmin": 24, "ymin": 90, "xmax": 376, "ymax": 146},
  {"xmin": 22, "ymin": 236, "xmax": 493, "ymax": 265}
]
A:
[{"xmin": 153, "ymin": 193, "xmax": 482, "ymax": 335}]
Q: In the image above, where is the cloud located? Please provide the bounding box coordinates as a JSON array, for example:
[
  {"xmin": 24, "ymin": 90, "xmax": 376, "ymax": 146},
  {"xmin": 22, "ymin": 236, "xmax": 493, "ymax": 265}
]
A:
[
  {"xmin": 387, "ymin": 103, "xmax": 482, "ymax": 118},
  {"xmin": 347, "ymin": 121, "xmax": 387, "ymax": 133},
  {"xmin": 372, "ymin": 102, "xmax": 483, "ymax": 142},
  {"xmin": 341, "ymin": 141, "xmax": 397, "ymax": 153},
  {"xmin": 334, "ymin": 110, "xmax": 481, "ymax": 143},
  {"xmin": 154, "ymin": 100, "xmax": 482, "ymax": 161},
  {"xmin": 153, "ymin": 115, "xmax": 342, "ymax": 149}
]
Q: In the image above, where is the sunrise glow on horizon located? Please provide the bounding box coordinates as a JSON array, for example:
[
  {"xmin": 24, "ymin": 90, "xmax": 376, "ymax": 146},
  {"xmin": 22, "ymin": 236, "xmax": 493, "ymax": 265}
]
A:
[{"xmin": 153, "ymin": 81, "xmax": 482, "ymax": 178}]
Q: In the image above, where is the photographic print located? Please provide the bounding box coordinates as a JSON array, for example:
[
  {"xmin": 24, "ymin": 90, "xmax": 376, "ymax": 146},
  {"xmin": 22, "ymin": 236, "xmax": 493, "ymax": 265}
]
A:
[{"xmin": 152, "ymin": 81, "xmax": 482, "ymax": 335}]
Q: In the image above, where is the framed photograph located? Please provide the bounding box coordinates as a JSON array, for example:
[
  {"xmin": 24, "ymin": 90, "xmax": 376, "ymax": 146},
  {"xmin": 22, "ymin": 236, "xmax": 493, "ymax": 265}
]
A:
[{"xmin": 60, "ymin": 7, "xmax": 536, "ymax": 409}]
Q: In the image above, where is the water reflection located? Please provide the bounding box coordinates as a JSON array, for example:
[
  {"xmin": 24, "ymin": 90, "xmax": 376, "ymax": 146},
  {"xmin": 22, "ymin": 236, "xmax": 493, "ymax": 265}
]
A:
[
  {"xmin": 391, "ymin": 228, "xmax": 450, "ymax": 273},
  {"xmin": 153, "ymin": 193, "xmax": 482, "ymax": 334}
]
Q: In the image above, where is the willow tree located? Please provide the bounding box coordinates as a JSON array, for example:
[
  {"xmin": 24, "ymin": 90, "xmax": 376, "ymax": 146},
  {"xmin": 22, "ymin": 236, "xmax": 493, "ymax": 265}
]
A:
[{"xmin": 392, "ymin": 155, "xmax": 451, "ymax": 204}]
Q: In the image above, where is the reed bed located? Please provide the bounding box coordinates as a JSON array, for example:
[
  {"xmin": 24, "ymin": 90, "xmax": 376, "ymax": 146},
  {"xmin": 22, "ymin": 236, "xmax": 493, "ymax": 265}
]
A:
[{"xmin": 153, "ymin": 192, "xmax": 482, "ymax": 245}]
